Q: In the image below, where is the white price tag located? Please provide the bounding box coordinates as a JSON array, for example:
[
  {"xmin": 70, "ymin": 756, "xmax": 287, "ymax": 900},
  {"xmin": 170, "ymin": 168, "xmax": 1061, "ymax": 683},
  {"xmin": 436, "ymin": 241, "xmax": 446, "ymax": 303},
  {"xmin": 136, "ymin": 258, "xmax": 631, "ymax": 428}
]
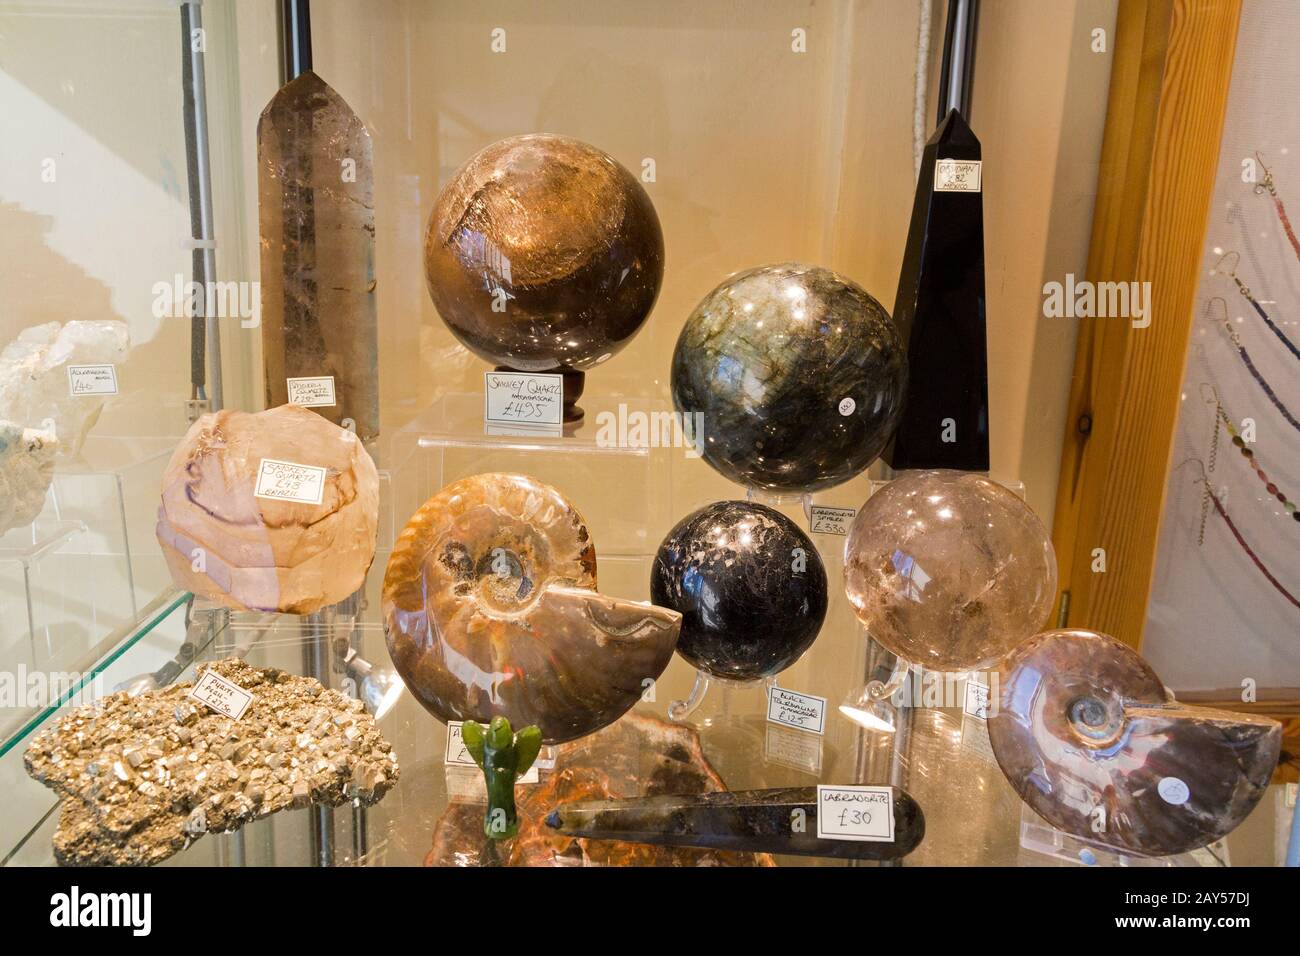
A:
[
  {"xmin": 254, "ymin": 458, "xmax": 327, "ymax": 506},
  {"xmin": 963, "ymin": 680, "xmax": 991, "ymax": 720},
  {"xmin": 809, "ymin": 505, "xmax": 855, "ymax": 536},
  {"xmin": 1285, "ymin": 782, "xmax": 1296, "ymax": 808},
  {"xmin": 444, "ymin": 721, "xmax": 539, "ymax": 783},
  {"xmin": 189, "ymin": 670, "xmax": 254, "ymax": 720},
  {"xmin": 1158, "ymin": 776, "xmax": 1191, "ymax": 806},
  {"xmin": 767, "ymin": 686, "xmax": 826, "ymax": 735},
  {"xmin": 816, "ymin": 785, "xmax": 895, "ymax": 842},
  {"xmin": 286, "ymin": 376, "xmax": 337, "ymax": 407},
  {"xmin": 67, "ymin": 364, "xmax": 118, "ymax": 396},
  {"xmin": 484, "ymin": 372, "xmax": 564, "ymax": 427},
  {"xmin": 934, "ymin": 158, "xmax": 982, "ymax": 192}
]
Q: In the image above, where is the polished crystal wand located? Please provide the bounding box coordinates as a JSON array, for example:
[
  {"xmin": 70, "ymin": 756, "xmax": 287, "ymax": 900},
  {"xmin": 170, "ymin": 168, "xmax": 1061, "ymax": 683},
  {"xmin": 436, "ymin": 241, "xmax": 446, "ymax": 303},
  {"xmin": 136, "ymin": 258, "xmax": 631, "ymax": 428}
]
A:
[
  {"xmin": 258, "ymin": 70, "xmax": 379, "ymax": 439},
  {"xmin": 545, "ymin": 786, "xmax": 925, "ymax": 860}
]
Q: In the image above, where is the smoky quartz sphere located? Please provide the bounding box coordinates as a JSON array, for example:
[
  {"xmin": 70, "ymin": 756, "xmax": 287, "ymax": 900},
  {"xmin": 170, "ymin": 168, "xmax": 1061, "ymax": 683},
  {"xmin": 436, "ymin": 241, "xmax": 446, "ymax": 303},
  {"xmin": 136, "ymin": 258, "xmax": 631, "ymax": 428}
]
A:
[
  {"xmin": 671, "ymin": 263, "xmax": 907, "ymax": 493},
  {"xmin": 652, "ymin": 501, "xmax": 828, "ymax": 681},
  {"xmin": 424, "ymin": 134, "xmax": 664, "ymax": 372},
  {"xmin": 843, "ymin": 470, "xmax": 1057, "ymax": 671}
]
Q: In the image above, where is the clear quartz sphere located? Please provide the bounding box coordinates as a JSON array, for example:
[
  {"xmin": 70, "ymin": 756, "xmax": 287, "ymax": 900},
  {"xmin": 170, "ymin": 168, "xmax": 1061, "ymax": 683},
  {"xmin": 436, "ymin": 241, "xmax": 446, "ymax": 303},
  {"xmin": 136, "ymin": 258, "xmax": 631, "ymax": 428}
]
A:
[{"xmin": 843, "ymin": 469, "xmax": 1057, "ymax": 671}]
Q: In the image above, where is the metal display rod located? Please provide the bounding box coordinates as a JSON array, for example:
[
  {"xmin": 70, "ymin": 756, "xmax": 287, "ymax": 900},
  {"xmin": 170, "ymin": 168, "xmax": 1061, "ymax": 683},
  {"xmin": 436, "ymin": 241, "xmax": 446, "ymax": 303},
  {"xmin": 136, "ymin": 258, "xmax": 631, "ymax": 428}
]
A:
[
  {"xmin": 180, "ymin": 0, "xmax": 222, "ymax": 413},
  {"xmin": 936, "ymin": 0, "xmax": 979, "ymax": 124}
]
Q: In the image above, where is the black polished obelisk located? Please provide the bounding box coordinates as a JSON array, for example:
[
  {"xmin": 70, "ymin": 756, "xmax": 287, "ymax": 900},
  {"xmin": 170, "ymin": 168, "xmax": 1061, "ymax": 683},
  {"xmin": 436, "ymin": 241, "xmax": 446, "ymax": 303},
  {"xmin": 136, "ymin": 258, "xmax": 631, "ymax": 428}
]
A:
[{"xmin": 884, "ymin": 107, "xmax": 990, "ymax": 471}]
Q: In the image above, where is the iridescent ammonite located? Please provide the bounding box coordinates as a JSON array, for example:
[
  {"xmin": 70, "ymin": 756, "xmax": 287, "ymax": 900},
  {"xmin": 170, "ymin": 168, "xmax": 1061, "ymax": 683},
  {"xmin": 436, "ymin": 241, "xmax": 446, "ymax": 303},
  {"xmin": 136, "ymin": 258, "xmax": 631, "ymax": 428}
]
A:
[
  {"xmin": 382, "ymin": 473, "xmax": 680, "ymax": 744},
  {"xmin": 988, "ymin": 629, "xmax": 1281, "ymax": 857}
]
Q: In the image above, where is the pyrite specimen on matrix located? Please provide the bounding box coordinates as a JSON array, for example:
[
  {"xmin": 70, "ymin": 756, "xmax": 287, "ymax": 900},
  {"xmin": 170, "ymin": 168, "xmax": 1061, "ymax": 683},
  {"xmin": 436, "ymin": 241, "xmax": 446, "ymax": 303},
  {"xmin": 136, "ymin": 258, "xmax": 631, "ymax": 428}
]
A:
[
  {"xmin": 155, "ymin": 404, "xmax": 379, "ymax": 614},
  {"xmin": 258, "ymin": 70, "xmax": 379, "ymax": 439},
  {"xmin": 23, "ymin": 659, "xmax": 399, "ymax": 866},
  {"xmin": 0, "ymin": 420, "xmax": 58, "ymax": 533},
  {"xmin": 0, "ymin": 319, "xmax": 129, "ymax": 457}
]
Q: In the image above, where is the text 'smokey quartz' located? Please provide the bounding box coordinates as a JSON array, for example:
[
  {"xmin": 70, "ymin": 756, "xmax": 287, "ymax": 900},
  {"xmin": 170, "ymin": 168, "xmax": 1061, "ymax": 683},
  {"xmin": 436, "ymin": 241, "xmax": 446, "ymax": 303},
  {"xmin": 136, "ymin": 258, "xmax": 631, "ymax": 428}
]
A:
[
  {"xmin": 817, "ymin": 785, "xmax": 895, "ymax": 842},
  {"xmin": 189, "ymin": 670, "xmax": 255, "ymax": 721},
  {"xmin": 254, "ymin": 458, "xmax": 327, "ymax": 506},
  {"xmin": 484, "ymin": 371, "xmax": 564, "ymax": 427}
]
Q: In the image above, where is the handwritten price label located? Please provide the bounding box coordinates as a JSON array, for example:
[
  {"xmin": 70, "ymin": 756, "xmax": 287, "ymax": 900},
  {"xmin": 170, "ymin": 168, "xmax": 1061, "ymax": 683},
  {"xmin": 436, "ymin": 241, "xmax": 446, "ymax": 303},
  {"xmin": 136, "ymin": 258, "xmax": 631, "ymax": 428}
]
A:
[
  {"xmin": 767, "ymin": 686, "xmax": 827, "ymax": 735},
  {"xmin": 286, "ymin": 376, "xmax": 337, "ymax": 407},
  {"xmin": 254, "ymin": 458, "xmax": 326, "ymax": 506},
  {"xmin": 484, "ymin": 372, "xmax": 564, "ymax": 427},
  {"xmin": 66, "ymin": 364, "xmax": 118, "ymax": 396},
  {"xmin": 190, "ymin": 670, "xmax": 254, "ymax": 720},
  {"xmin": 809, "ymin": 505, "xmax": 855, "ymax": 536},
  {"xmin": 934, "ymin": 158, "xmax": 982, "ymax": 193},
  {"xmin": 816, "ymin": 785, "xmax": 895, "ymax": 842}
]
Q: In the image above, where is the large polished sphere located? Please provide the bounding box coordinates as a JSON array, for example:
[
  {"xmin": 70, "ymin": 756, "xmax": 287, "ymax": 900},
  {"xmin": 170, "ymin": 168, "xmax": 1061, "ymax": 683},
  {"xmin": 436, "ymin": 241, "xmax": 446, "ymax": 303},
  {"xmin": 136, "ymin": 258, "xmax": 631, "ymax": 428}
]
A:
[
  {"xmin": 424, "ymin": 134, "xmax": 664, "ymax": 373},
  {"xmin": 651, "ymin": 501, "xmax": 828, "ymax": 681},
  {"xmin": 671, "ymin": 263, "xmax": 906, "ymax": 493},
  {"xmin": 843, "ymin": 470, "xmax": 1057, "ymax": 671}
]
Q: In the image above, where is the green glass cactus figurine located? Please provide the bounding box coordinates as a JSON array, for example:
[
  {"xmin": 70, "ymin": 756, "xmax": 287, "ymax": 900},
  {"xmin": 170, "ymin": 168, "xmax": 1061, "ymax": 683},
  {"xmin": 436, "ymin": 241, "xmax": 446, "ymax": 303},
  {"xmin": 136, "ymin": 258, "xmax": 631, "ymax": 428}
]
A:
[{"xmin": 461, "ymin": 716, "xmax": 543, "ymax": 839}]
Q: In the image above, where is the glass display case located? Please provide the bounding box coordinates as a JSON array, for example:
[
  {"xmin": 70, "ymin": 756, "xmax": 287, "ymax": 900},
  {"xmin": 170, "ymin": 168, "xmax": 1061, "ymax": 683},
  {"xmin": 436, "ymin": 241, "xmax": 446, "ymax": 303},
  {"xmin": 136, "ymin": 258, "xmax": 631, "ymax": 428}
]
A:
[{"xmin": 0, "ymin": 0, "xmax": 1296, "ymax": 874}]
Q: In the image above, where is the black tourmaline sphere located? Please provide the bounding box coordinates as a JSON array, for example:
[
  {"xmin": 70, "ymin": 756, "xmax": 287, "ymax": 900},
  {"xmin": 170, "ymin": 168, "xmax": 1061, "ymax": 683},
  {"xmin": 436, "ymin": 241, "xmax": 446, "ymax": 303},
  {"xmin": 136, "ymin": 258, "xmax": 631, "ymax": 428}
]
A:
[{"xmin": 651, "ymin": 501, "xmax": 828, "ymax": 681}]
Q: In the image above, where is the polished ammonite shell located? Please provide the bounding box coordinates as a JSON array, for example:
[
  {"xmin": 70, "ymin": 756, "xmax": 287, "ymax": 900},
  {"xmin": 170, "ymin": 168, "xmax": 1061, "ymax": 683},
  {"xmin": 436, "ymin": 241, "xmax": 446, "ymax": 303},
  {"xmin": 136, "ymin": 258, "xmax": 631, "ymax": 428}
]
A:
[
  {"xmin": 988, "ymin": 628, "xmax": 1282, "ymax": 857},
  {"xmin": 383, "ymin": 474, "xmax": 681, "ymax": 744}
]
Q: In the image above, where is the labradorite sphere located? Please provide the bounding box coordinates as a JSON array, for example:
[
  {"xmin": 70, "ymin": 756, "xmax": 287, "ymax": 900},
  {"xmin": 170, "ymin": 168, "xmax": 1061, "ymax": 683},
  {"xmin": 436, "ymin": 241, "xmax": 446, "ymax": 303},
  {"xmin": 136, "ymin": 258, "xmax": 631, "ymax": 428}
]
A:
[
  {"xmin": 651, "ymin": 501, "xmax": 828, "ymax": 681},
  {"xmin": 424, "ymin": 134, "xmax": 664, "ymax": 373},
  {"xmin": 671, "ymin": 263, "xmax": 907, "ymax": 493}
]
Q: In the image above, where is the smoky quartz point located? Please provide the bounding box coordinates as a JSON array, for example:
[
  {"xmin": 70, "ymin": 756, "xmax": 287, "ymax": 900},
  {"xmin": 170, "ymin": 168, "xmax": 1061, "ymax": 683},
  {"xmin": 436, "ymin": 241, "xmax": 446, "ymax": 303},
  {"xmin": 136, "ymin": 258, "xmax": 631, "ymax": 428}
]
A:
[{"xmin": 258, "ymin": 70, "xmax": 379, "ymax": 439}]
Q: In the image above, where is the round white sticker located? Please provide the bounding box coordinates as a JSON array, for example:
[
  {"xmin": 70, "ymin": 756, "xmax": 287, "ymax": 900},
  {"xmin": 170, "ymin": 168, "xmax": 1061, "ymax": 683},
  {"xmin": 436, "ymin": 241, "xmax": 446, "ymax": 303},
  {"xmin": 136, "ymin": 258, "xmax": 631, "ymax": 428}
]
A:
[
  {"xmin": 838, "ymin": 397, "xmax": 856, "ymax": 416},
  {"xmin": 1157, "ymin": 776, "xmax": 1190, "ymax": 806}
]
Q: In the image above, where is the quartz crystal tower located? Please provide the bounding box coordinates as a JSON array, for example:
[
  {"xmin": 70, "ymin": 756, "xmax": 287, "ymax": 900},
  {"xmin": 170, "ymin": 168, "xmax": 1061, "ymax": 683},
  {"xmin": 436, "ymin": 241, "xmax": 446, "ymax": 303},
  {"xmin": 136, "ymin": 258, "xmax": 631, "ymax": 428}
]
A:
[{"xmin": 258, "ymin": 70, "xmax": 378, "ymax": 439}]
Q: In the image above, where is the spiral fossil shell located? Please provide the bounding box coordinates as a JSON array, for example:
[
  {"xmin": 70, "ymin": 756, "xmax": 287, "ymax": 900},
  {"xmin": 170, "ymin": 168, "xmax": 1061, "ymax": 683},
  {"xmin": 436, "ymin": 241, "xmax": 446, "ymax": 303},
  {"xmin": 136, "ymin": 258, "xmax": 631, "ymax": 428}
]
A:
[
  {"xmin": 383, "ymin": 474, "xmax": 681, "ymax": 743},
  {"xmin": 988, "ymin": 629, "xmax": 1281, "ymax": 857}
]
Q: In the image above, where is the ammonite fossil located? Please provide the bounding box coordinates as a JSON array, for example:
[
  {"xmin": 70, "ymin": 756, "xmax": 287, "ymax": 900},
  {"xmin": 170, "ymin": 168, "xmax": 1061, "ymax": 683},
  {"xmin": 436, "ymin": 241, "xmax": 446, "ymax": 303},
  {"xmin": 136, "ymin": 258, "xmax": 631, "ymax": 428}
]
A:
[
  {"xmin": 383, "ymin": 474, "xmax": 680, "ymax": 743},
  {"xmin": 670, "ymin": 263, "xmax": 906, "ymax": 492},
  {"xmin": 156, "ymin": 404, "xmax": 379, "ymax": 614},
  {"xmin": 843, "ymin": 470, "xmax": 1056, "ymax": 671},
  {"xmin": 988, "ymin": 629, "xmax": 1281, "ymax": 857},
  {"xmin": 651, "ymin": 501, "xmax": 827, "ymax": 680},
  {"xmin": 424, "ymin": 134, "xmax": 664, "ymax": 419}
]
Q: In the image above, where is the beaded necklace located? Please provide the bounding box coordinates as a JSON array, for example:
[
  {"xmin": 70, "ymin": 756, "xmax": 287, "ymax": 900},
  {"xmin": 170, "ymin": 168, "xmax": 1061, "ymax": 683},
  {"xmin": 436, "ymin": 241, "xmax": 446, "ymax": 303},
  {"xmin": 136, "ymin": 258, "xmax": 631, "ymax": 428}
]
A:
[
  {"xmin": 1202, "ymin": 482, "xmax": 1300, "ymax": 611},
  {"xmin": 1253, "ymin": 153, "xmax": 1300, "ymax": 263},
  {"xmin": 1213, "ymin": 251, "xmax": 1300, "ymax": 361},
  {"xmin": 1207, "ymin": 297, "xmax": 1300, "ymax": 434},
  {"xmin": 1200, "ymin": 385, "xmax": 1300, "ymax": 531}
]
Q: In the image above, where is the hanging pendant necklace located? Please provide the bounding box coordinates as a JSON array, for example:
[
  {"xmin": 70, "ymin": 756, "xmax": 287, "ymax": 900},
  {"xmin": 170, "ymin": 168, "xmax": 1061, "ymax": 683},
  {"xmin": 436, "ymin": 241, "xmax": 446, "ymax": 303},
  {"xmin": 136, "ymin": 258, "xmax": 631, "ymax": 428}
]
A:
[
  {"xmin": 1206, "ymin": 297, "xmax": 1300, "ymax": 434},
  {"xmin": 1253, "ymin": 153, "xmax": 1300, "ymax": 263},
  {"xmin": 1200, "ymin": 384, "xmax": 1300, "ymax": 532},
  {"xmin": 1212, "ymin": 251, "xmax": 1300, "ymax": 361}
]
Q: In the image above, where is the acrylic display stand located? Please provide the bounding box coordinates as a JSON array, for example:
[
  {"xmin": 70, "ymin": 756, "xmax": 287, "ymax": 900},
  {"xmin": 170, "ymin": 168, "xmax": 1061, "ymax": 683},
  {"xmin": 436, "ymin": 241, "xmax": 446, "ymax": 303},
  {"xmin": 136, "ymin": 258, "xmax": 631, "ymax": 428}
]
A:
[
  {"xmin": 0, "ymin": 518, "xmax": 87, "ymax": 664},
  {"xmin": 1017, "ymin": 802, "xmax": 1229, "ymax": 867}
]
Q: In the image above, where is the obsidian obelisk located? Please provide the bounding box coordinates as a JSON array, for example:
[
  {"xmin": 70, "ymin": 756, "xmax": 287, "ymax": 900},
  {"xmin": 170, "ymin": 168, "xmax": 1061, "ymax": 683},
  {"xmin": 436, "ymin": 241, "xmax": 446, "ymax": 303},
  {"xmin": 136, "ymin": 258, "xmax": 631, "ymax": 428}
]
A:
[{"xmin": 885, "ymin": 108, "xmax": 989, "ymax": 471}]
